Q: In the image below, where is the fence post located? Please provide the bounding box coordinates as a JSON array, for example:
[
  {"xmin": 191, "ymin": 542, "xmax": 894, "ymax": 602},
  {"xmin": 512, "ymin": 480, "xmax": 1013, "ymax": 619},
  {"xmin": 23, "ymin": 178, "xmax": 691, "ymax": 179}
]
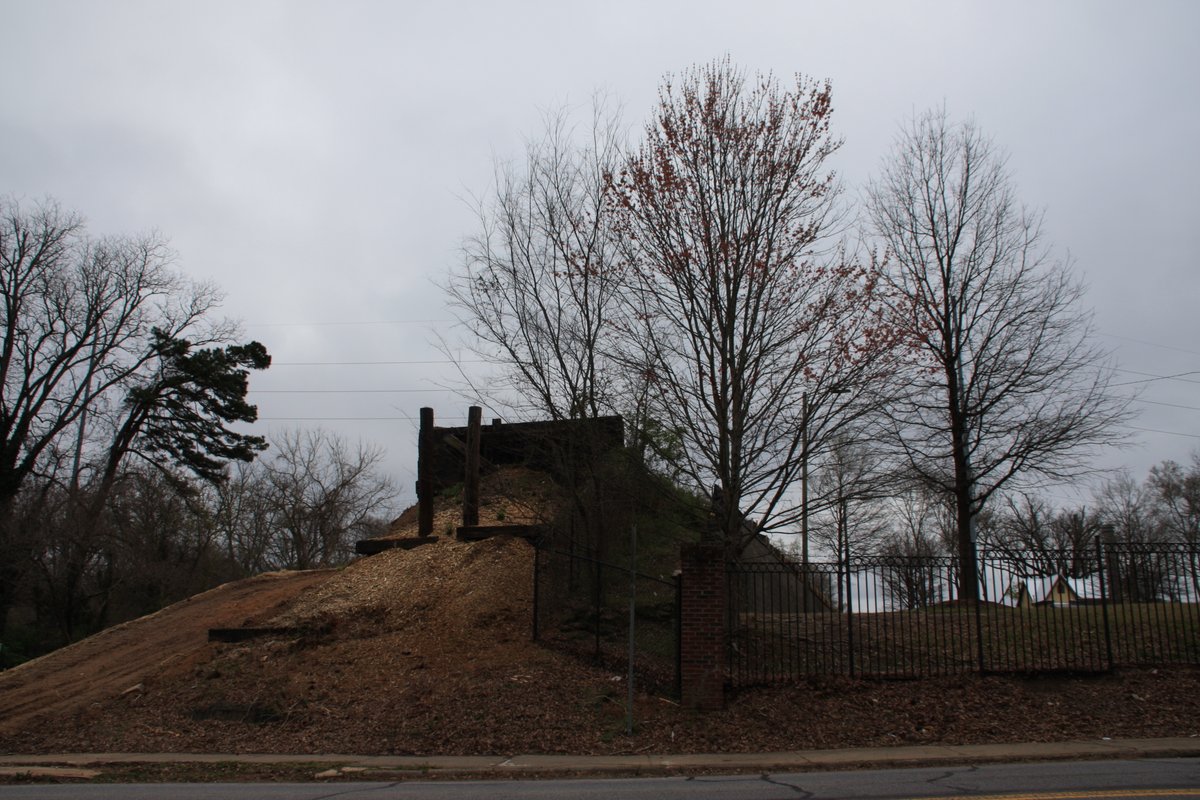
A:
[
  {"xmin": 975, "ymin": 551, "xmax": 987, "ymax": 673},
  {"xmin": 1096, "ymin": 538, "xmax": 1114, "ymax": 669},
  {"xmin": 844, "ymin": 534, "xmax": 855, "ymax": 678},
  {"xmin": 594, "ymin": 559, "xmax": 603, "ymax": 660},
  {"xmin": 679, "ymin": 542, "xmax": 726, "ymax": 711},
  {"xmin": 674, "ymin": 572, "xmax": 683, "ymax": 701},
  {"xmin": 532, "ymin": 543, "xmax": 541, "ymax": 642},
  {"xmin": 626, "ymin": 524, "xmax": 637, "ymax": 735}
]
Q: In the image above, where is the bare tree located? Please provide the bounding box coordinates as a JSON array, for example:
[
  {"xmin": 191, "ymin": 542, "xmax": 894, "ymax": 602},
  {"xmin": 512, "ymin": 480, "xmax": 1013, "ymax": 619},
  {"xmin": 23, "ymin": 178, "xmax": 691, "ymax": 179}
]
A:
[
  {"xmin": 260, "ymin": 428, "xmax": 396, "ymax": 570},
  {"xmin": 1146, "ymin": 454, "xmax": 1200, "ymax": 600},
  {"xmin": 882, "ymin": 485, "xmax": 955, "ymax": 556},
  {"xmin": 865, "ymin": 110, "xmax": 1131, "ymax": 601},
  {"xmin": 808, "ymin": 434, "xmax": 894, "ymax": 560},
  {"xmin": 990, "ymin": 492, "xmax": 1101, "ymax": 578},
  {"xmin": 878, "ymin": 487, "xmax": 951, "ymax": 609},
  {"xmin": 1095, "ymin": 471, "xmax": 1162, "ymax": 543},
  {"xmin": 446, "ymin": 102, "xmax": 625, "ymax": 422},
  {"xmin": 102, "ymin": 469, "xmax": 230, "ymax": 609},
  {"xmin": 446, "ymin": 104, "xmax": 652, "ymax": 568},
  {"xmin": 26, "ymin": 484, "xmax": 114, "ymax": 641},
  {"xmin": 1148, "ymin": 453, "xmax": 1200, "ymax": 546},
  {"xmin": 609, "ymin": 60, "xmax": 894, "ymax": 543},
  {"xmin": 210, "ymin": 459, "xmax": 275, "ymax": 576},
  {"xmin": 1095, "ymin": 470, "xmax": 1175, "ymax": 601}
]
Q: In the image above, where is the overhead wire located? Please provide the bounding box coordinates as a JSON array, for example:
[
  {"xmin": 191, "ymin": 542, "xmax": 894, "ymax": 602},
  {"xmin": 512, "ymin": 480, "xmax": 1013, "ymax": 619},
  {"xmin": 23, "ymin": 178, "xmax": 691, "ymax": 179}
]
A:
[
  {"xmin": 271, "ymin": 359, "xmax": 487, "ymax": 366},
  {"xmin": 1099, "ymin": 332, "xmax": 1200, "ymax": 358},
  {"xmin": 1110, "ymin": 368, "xmax": 1200, "ymax": 388},
  {"xmin": 245, "ymin": 319, "xmax": 453, "ymax": 328},
  {"xmin": 1128, "ymin": 425, "xmax": 1200, "ymax": 441},
  {"xmin": 249, "ymin": 388, "xmax": 450, "ymax": 394}
]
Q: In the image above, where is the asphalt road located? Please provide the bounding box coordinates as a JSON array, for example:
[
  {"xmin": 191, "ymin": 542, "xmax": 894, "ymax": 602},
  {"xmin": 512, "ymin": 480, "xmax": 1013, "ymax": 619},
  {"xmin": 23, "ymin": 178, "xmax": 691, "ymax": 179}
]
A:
[{"xmin": 1, "ymin": 758, "xmax": 1199, "ymax": 800}]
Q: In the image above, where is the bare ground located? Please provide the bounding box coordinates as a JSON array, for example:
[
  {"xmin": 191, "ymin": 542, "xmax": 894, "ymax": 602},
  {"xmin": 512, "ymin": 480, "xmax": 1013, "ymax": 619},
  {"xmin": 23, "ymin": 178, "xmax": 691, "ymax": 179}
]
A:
[{"xmin": 1, "ymin": 471, "xmax": 1198, "ymax": 756}]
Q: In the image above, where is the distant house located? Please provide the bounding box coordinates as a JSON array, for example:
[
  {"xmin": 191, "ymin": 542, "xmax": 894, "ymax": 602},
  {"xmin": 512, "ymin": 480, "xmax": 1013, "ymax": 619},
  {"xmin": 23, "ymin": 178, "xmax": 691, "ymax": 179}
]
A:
[{"xmin": 1009, "ymin": 574, "xmax": 1101, "ymax": 608}]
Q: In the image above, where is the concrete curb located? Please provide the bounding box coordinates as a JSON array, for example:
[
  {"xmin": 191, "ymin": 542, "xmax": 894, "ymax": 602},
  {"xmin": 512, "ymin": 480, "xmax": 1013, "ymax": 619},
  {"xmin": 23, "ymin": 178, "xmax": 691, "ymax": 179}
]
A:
[{"xmin": 2, "ymin": 738, "xmax": 1199, "ymax": 777}]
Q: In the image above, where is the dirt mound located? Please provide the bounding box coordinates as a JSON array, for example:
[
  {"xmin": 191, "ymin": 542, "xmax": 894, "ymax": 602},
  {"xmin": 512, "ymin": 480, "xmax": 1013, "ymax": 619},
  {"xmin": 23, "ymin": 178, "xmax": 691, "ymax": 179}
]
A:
[
  {"xmin": 0, "ymin": 527, "xmax": 644, "ymax": 756},
  {"xmin": 0, "ymin": 470, "xmax": 643, "ymax": 755},
  {"xmin": 0, "ymin": 569, "xmax": 334, "ymax": 738}
]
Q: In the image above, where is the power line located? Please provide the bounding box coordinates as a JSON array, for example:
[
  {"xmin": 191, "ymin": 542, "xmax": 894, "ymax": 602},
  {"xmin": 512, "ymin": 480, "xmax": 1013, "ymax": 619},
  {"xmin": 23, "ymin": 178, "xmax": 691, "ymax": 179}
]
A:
[
  {"xmin": 1101, "ymin": 332, "xmax": 1200, "ymax": 358},
  {"xmin": 246, "ymin": 319, "xmax": 453, "ymax": 328},
  {"xmin": 1128, "ymin": 425, "xmax": 1200, "ymax": 440},
  {"xmin": 256, "ymin": 416, "xmax": 467, "ymax": 422},
  {"xmin": 1110, "ymin": 368, "xmax": 1200, "ymax": 388},
  {"xmin": 249, "ymin": 388, "xmax": 450, "ymax": 394},
  {"xmin": 1129, "ymin": 397, "xmax": 1200, "ymax": 413},
  {"xmin": 271, "ymin": 359, "xmax": 488, "ymax": 366}
]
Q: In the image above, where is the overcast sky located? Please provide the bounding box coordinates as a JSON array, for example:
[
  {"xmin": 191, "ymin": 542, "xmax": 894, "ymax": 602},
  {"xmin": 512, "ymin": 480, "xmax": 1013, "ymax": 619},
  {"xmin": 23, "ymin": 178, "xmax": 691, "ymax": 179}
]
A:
[{"xmin": 3, "ymin": 0, "xmax": 1197, "ymax": 510}]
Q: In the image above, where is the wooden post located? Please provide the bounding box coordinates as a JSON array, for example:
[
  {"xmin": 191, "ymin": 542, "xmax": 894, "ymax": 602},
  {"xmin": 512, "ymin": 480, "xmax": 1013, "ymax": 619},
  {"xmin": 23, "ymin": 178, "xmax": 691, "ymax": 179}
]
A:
[
  {"xmin": 463, "ymin": 405, "xmax": 481, "ymax": 527},
  {"xmin": 417, "ymin": 407, "xmax": 434, "ymax": 537}
]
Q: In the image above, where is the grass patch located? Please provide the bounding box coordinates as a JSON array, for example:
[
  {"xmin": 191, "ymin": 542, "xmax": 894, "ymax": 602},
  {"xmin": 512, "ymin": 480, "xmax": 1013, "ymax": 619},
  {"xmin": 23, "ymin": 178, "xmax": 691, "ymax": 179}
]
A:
[{"xmin": 729, "ymin": 601, "xmax": 1200, "ymax": 682}]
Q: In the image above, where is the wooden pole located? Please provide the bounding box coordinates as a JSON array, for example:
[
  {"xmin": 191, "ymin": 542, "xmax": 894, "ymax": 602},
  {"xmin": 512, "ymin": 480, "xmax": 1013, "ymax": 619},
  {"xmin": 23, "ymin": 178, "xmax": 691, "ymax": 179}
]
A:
[
  {"xmin": 418, "ymin": 407, "xmax": 435, "ymax": 537},
  {"xmin": 463, "ymin": 405, "xmax": 482, "ymax": 527}
]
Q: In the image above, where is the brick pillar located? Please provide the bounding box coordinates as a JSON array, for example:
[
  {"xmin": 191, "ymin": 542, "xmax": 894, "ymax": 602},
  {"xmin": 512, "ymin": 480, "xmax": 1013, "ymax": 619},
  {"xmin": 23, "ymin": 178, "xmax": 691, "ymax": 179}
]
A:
[{"xmin": 679, "ymin": 542, "xmax": 726, "ymax": 711}]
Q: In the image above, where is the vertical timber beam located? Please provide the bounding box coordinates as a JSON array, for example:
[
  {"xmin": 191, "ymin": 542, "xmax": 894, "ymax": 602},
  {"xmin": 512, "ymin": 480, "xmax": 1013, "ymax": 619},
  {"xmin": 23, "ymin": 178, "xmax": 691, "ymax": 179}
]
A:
[
  {"xmin": 418, "ymin": 407, "xmax": 435, "ymax": 537},
  {"xmin": 463, "ymin": 405, "xmax": 482, "ymax": 527}
]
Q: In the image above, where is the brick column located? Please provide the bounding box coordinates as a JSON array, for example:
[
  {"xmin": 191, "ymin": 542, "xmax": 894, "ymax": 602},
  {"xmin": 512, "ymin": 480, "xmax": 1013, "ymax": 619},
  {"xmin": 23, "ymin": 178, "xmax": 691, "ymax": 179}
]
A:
[{"xmin": 679, "ymin": 542, "xmax": 726, "ymax": 711}]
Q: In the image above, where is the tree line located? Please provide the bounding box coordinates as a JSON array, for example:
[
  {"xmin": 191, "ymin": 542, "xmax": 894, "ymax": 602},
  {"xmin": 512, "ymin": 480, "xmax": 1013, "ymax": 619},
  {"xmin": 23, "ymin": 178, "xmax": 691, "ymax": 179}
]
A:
[
  {"xmin": 446, "ymin": 58, "xmax": 1134, "ymax": 599},
  {"xmin": 804, "ymin": 444, "xmax": 1199, "ymax": 560},
  {"xmin": 0, "ymin": 200, "xmax": 394, "ymax": 666}
]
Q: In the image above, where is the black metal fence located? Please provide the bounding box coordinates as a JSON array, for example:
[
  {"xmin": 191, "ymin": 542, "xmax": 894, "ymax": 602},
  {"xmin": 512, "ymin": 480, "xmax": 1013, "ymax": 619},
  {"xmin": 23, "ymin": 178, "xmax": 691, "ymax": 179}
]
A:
[
  {"xmin": 532, "ymin": 542, "xmax": 680, "ymax": 697},
  {"xmin": 728, "ymin": 542, "xmax": 1200, "ymax": 684}
]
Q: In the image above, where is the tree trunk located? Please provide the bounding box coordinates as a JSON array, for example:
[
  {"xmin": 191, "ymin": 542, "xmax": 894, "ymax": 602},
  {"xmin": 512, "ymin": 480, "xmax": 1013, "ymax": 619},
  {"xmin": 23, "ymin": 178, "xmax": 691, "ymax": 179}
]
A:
[{"xmin": 949, "ymin": 364, "xmax": 981, "ymax": 603}]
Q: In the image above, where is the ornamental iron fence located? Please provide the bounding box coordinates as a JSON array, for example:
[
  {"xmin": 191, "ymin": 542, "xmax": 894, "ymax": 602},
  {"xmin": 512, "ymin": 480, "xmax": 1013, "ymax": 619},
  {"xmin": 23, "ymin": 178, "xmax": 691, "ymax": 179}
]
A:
[{"xmin": 727, "ymin": 541, "xmax": 1200, "ymax": 684}]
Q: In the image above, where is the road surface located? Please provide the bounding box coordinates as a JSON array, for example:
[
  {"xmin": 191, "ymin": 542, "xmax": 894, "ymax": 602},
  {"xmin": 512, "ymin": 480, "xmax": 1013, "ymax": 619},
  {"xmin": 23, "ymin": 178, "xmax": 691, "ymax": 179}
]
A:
[{"xmin": 1, "ymin": 757, "xmax": 1198, "ymax": 799}]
